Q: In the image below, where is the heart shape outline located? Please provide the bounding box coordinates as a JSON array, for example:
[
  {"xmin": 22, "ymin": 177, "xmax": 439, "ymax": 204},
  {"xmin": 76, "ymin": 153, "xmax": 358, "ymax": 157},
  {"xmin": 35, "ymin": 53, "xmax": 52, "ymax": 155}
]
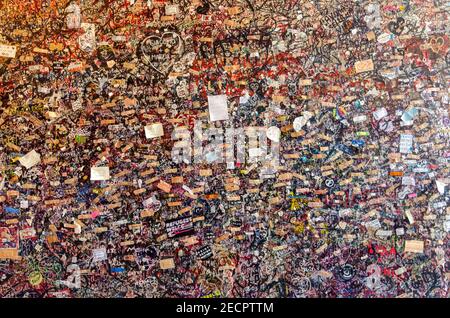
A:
[
  {"xmin": 388, "ymin": 17, "xmax": 405, "ymax": 36},
  {"xmin": 138, "ymin": 32, "xmax": 184, "ymax": 75}
]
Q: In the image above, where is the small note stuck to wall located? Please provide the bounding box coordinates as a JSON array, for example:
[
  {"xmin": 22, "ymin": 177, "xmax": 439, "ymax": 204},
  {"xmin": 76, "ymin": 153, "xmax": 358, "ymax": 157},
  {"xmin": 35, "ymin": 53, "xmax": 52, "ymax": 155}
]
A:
[
  {"xmin": 145, "ymin": 123, "xmax": 164, "ymax": 139},
  {"xmin": 0, "ymin": 44, "xmax": 17, "ymax": 58},
  {"xmin": 355, "ymin": 59, "xmax": 374, "ymax": 73},
  {"xmin": 208, "ymin": 95, "xmax": 229, "ymax": 122},
  {"xmin": 19, "ymin": 150, "xmax": 41, "ymax": 169},
  {"xmin": 404, "ymin": 240, "xmax": 424, "ymax": 253},
  {"xmin": 92, "ymin": 247, "xmax": 107, "ymax": 262},
  {"xmin": 91, "ymin": 167, "xmax": 110, "ymax": 181},
  {"xmin": 160, "ymin": 258, "xmax": 175, "ymax": 269},
  {"xmin": 165, "ymin": 4, "xmax": 179, "ymax": 15}
]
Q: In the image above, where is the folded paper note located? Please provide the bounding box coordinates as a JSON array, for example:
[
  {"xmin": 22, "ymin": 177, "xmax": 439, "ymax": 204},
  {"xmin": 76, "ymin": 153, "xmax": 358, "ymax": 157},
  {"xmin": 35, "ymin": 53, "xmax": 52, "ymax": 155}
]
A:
[{"xmin": 19, "ymin": 150, "xmax": 41, "ymax": 169}]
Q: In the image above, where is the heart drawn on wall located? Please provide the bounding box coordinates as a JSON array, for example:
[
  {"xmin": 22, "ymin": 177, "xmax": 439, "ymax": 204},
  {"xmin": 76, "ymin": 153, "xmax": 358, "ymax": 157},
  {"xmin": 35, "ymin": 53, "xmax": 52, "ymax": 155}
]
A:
[
  {"xmin": 138, "ymin": 32, "xmax": 184, "ymax": 75},
  {"xmin": 388, "ymin": 17, "xmax": 405, "ymax": 36}
]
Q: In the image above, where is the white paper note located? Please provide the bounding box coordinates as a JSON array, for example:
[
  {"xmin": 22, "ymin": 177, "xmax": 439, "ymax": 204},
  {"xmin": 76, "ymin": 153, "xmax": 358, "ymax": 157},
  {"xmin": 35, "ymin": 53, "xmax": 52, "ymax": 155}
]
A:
[
  {"xmin": 293, "ymin": 111, "xmax": 313, "ymax": 131},
  {"xmin": 373, "ymin": 107, "xmax": 388, "ymax": 120},
  {"xmin": 208, "ymin": 95, "xmax": 229, "ymax": 122},
  {"xmin": 266, "ymin": 126, "xmax": 281, "ymax": 142},
  {"xmin": 90, "ymin": 167, "xmax": 110, "ymax": 181},
  {"xmin": 0, "ymin": 44, "xmax": 17, "ymax": 58},
  {"xmin": 92, "ymin": 248, "xmax": 107, "ymax": 262},
  {"xmin": 353, "ymin": 115, "xmax": 367, "ymax": 123},
  {"xmin": 145, "ymin": 123, "xmax": 164, "ymax": 139},
  {"xmin": 399, "ymin": 134, "xmax": 413, "ymax": 154},
  {"xmin": 436, "ymin": 179, "xmax": 447, "ymax": 195},
  {"xmin": 402, "ymin": 176, "xmax": 415, "ymax": 186},
  {"xmin": 165, "ymin": 4, "xmax": 179, "ymax": 15},
  {"xmin": 19, "ymin": 150, "xmax": 41, "ymax": 169}
]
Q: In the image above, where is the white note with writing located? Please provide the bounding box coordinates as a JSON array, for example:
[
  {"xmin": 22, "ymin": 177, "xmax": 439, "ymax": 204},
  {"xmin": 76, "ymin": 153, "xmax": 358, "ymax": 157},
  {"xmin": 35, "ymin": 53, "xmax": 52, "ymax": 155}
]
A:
[
  {"xmin": 399, "ymin": 134, "xmax": 413, "ymax": 154},
  {"xmin": 145, "ymin": 123, "xmax": 164, "ymax": 139},
  {"xmin": 92, "ymin": 248, "xmax": 107, "ymax": 262},
  {"xmin": 402, "ymin": 176, "xmax": 415, "ymax": 186},
  {"xmin": 90, "ymin": 167, "xmax": 110, "ymax": 181},
  {"xmin": 165, "ymin": 4, "xmax": 179, "ymax": 15},
  {"xmin": 19, "ymin": 150, "xmax": 41, "ymax": 169},
  {"xmin": 373, "ymin": 107, "xmax": 388, "ymax": 120},
  {"xmin": 208, "ymin": 95, "xmax": 229, "ymax": 122},
  {"xmin": 0, "ymin": 44, "xmax": 17, "ymax": 58}
]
